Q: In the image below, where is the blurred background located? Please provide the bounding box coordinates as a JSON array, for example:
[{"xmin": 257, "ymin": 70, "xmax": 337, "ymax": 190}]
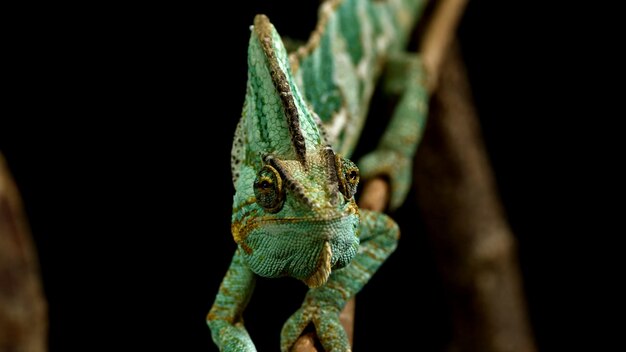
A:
[{"xmin": 1, "ymin": 1, "xmax": 615, "ymax": 351}]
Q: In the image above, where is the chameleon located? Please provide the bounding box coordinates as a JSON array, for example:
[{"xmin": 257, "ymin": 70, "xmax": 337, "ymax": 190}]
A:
[{"xmin": 208, "ymin": 0, "xmax": 429, "ymax": 350}]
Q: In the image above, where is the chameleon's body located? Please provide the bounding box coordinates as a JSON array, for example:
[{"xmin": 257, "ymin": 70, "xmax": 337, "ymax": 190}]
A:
[{"xmin": 208, "ymin": 0, "xmax": 428, "ymax": 350}]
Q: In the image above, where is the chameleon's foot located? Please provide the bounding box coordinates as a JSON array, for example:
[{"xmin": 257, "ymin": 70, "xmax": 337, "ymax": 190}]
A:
[
  {"xmin": 208, "ymin": 320, "xmax": 258, "ymax": 352},
  {"xmin": 358, "ymin": 149, "xmax": 412, "ymax": 211},
  {"xmin": 281, "ymin": 304, "xmax": 351, "ymax": 352},
  {"xmin": 357, "ymin": 53, "xmax": 428, "ymax": 211}
]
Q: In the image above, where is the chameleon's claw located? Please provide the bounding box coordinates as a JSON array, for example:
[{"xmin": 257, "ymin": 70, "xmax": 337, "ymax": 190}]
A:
[
  {"xmin": 358, "ymin": 149, "xmax": 412, "ymax": 211},
  {"xmin": 281, "ymin": 305, "xmax": 350, "ymax": 352},
  {"xmin": 280, "ymin": 306, "xmax": 312, "ymax": 352},
  {"xmin": 312, "ymin": 307, "xmax": 351, "ymax": 352}
]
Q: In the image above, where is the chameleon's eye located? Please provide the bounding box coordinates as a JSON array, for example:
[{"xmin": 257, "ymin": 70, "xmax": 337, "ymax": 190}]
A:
[
  {"xmin": 335, "ymin": 155, "xmax": 360, "ymax": 199},
  {"xmin": 253, "ymin": 164, "xmax": 284, "ymax": 213}
]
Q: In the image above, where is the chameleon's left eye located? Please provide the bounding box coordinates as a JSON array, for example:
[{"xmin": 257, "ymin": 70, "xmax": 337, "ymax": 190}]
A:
[
  {"xmin": 335, "ymin": 155, "xmax": 360, "ymax": 199},
  {"xmin": 253, "ymin": 164, "xmax": 284, "ymax": 213}
]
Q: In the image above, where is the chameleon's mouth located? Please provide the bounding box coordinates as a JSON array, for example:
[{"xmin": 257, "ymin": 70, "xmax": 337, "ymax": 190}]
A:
[{"xmin": 302, "ymin": 241, "xmax": 332, "ymax": 288}]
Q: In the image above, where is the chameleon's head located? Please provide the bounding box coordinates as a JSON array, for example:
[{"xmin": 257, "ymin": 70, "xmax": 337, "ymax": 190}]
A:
[{"xmin": 230, "ymin": 15, "xmax": 360, "ymax": 288}]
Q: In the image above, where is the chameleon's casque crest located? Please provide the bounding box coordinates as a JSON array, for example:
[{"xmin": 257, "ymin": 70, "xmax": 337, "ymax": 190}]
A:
[{"xmin": 242, "ymin": 15, "xmax": 324, "ymax": 167}]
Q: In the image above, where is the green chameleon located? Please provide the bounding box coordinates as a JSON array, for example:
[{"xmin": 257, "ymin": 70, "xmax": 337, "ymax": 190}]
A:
[{"xmin": 208, "ymin": 0, "xmax": 428, "ymax": 350}]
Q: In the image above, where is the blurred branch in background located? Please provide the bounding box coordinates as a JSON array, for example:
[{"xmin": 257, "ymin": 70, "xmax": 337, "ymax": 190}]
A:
[
  {"xmin": 0, "ymin": 153, "xmax": 47, "ymax": 352},
  {"xmin": 414, "ymin": 43, "xmax": 536, "ymax": 352}
]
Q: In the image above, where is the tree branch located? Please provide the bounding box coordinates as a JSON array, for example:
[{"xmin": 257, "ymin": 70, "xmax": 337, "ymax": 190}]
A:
[
  {"xmin": 413, "ymin": 43, "xmax": 536, "ymax": 352},
  {"xmin": 0, "ymin": 153, "xmax": 48, "ymax": 352},
  {"xmin": 420, "ymin": 0, "xmax": 469, "ymax": 92}
]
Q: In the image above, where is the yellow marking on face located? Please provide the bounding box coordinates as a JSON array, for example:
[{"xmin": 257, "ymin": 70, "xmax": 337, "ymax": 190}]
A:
[
  {"xmin": 231, "ymin": 219, "xmax": 259, "ymax": 250},
  {"xmin": 232, "ymin": 197, "xmax": 257, "ymax": 214},
  {"xmin": 346, "ymin": 199, "xmax": 360, "ymax": 216}
]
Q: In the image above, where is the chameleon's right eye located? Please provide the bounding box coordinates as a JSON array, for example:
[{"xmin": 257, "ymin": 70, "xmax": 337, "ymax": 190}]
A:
[
  {"xmin": 335, "ymin": 155, "xmax": 360, "ymax": 199},
  {"xmin": 253, "ymin": 165, "xmax": 284, "ymax": 213}
]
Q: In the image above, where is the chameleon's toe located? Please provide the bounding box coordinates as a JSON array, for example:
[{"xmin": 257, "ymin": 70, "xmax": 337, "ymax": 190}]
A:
[
  {"xmin": 281, "ymin": 305, "xmax": 350, "ymax": 352},
  {"xmin": 358, "ymin": 149, "xmax": 412, "ymax": 211},
  {"xmin": 281, "ymin": 306, "xmax": 313, "ymax": 352},
  {"xmin": 312, "ymin": 307, "xmax": 351, "ymax": 352}
]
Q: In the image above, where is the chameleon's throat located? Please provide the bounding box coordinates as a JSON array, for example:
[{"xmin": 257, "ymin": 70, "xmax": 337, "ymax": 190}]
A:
[{"xmin": 302, "ymin": 241, "xmax": 332, "ymax": 288}]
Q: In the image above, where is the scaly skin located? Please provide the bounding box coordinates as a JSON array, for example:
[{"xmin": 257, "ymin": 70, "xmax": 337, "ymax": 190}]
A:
[{"xmin": 208, "ymin": 0, "xmax": 428, "ymax": 350}]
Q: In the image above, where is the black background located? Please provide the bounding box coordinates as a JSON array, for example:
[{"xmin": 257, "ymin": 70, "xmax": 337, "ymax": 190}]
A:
[{"xmin": 1, "ymin": 1, "xmax": 617, "ymax": 351}]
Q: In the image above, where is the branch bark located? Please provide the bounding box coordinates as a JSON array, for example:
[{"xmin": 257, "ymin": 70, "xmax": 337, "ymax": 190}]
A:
[
  {"xmin": 0, "ymin": 153, "xmax": 48, "ymax": 352},
  {"xmin": 413, "ymin": 44, "xmax": 536, "ymax": 352},
  {"xmin": 420, "ymin": 0, "xmax": 469, "ymax": 92}
]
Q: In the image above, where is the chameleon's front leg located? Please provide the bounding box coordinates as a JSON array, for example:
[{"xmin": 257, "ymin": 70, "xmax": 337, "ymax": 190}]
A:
[
  {"xmin": 359, "ymin": 54, "xmax": 428, "ymax": 210},
  {"xmin": 207, "ymin": 249, "xmax": 257, "ymax": 352},
  {"xmin": 281, "ymin": 210, "xmax": 399, "ymax": 352}
]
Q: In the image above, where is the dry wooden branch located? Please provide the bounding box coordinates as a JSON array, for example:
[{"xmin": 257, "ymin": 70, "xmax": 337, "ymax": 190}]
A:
[
  {"xmin": 0, "ymin": 153, "xmax": 48, "ymax": 352},
  {"xmin": 420, "ymin": 0, "xmax": 469, "ymax": 92},
  {"xmin": 413, "ymin": 44, "xmax": 536, "ymax": 352}
]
